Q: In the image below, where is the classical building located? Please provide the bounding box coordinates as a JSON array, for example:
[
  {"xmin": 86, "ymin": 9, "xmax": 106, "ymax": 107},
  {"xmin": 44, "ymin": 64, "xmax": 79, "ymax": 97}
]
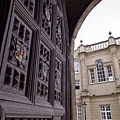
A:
[{"xmin": 74, "ymin": 35, "xmax": 120, "ymax": 120}]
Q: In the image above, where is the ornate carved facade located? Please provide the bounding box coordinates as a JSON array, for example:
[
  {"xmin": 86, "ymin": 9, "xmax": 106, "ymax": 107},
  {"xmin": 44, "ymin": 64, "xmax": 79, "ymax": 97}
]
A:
[{"xmin": 0, "ymin": 0, "xmax": 70, "ymax": 120}]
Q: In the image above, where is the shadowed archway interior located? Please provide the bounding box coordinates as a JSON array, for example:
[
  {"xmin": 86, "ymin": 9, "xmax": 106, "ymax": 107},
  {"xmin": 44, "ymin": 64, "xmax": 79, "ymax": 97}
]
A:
[{"xmin": 64, "ymin": 0, "xmax": 101, "ymax": 44}]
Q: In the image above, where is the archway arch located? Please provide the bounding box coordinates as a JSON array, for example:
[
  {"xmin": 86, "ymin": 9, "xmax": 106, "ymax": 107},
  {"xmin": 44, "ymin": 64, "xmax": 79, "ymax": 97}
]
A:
[
  {"xmin": 72, "ymin": 0, "xmax": 101, "ymax": 40},
  {"xmin": 69, "ymin": 1, "xmax": 102, "ymax": 120}
]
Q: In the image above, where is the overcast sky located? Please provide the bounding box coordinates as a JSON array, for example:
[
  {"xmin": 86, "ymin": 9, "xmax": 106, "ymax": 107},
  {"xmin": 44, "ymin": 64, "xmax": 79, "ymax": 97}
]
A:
[{"xmin": 74, "ymin": 0, "xmax": 120, "ymax": 50}]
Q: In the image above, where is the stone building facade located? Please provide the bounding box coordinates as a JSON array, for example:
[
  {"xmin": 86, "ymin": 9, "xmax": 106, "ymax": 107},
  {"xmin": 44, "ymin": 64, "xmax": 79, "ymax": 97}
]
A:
[{"xmin": 74, "ymin": 36, "xmax": 120, "ymax": 120}]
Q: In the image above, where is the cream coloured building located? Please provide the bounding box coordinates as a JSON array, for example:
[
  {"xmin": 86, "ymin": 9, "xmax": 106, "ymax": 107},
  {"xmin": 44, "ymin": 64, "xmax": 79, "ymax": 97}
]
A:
[{"xmin": 74, "ymin": 35, "xmax": 120, "ymax": 120}]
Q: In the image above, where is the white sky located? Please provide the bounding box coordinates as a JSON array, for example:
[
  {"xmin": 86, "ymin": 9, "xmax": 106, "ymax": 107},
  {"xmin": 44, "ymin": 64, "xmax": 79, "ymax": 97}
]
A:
[{"xmin": 74, "ymin": 0, "xmax": 120, "ymax": 50}]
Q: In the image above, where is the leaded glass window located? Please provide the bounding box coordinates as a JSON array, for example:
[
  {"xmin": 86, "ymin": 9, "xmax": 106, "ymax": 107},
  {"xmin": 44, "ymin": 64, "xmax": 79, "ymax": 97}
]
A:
[
  {"xmin": 90, "ymin": 69, "xmax": 95, "ymax": 83},
  {"xmin": 96, "ymin": 61, "xmax": 106, "ymax": 82},
  {"xmin": 76, "ymin": 105, "xmax": 82, "ymax": 120},
  {"xmin": 4, "ymin": 14, "xmax": 32, "ymax": 94},
  {"xmin": 37, "ymin": 42, "xmax": 51, "ymax": 99},
  {"xmin": 107, "ymin": 66, "xmax": 113, "ymax": 81},
  {"xmin": 42, "ymin": 0, "xmax": 53, "ymax": 37},
  {"xmin": 55, "ymin": 58, "xmax": 62, "ymax": 103},
  {"xmin": 100, "ymin": 106, "xmax": 112, "ymax": 120},
  {"xmin": 56, "ymin": 14, "xmax": 63, "ymax": 52}
]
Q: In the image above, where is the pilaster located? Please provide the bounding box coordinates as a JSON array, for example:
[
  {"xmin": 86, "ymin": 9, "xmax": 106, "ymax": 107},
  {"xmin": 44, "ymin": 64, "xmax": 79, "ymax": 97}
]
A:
[
  {"xmin": 70, "ymin": 37, "xmax": 77, "ymax": 120},
  {"xmin": 109, "ymin": 47, "xmax": 120, "ymax": 87},
  {"xmin": 79, "ymin": 46, "xmax": 89, "ymax": 96},
  {"xmin": 117, "ymin": 94, "xmax": 120, "ymax": 108}
]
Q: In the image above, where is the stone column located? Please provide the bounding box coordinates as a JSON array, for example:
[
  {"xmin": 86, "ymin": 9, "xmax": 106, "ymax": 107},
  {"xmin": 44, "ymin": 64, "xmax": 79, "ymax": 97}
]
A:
[{"xmin": 70, "ymin": 37, "xmax": 77, "ymax": 120}]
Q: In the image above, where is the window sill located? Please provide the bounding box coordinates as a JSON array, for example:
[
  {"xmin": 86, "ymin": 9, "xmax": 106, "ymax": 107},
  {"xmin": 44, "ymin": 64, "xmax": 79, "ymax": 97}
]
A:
[{"xmin": 89, "ymin": 80, "xmax": 115, "ymax": 85}]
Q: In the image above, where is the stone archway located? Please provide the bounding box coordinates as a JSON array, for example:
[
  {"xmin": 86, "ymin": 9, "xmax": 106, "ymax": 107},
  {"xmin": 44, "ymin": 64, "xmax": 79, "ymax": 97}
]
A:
[
  {"xmin": 72, "ymin": 0, "xmax": 101, "ymax": 40},
  {"xmin": 0, "ymin": 0, "xmax": 104, "ymax": 120},
  {"xmin": 69, "ymin": 1, "xmax": 101, "ymax": 120}
]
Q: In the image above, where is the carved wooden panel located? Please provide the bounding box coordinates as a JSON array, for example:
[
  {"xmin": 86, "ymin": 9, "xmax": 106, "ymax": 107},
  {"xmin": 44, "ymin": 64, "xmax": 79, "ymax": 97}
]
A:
[
  {"xmin": 55, "ymin": 58, "xmax": 62, "ymax": 103},
  {"xmin": 42, "ymin": 0, "xmax": 53, "ymax": 37},
  {"xmin": 20, "ymin": 0, "xmax": 35, "ymax": 16},
  {"xmin": 37, "ymin": 42, "xmax": 51, "ymax": 100},
  {"xmin": 0, "ymin": 0, "xmax": 68, "ymax": 119},
  {"xmin": 56, "ymin": 14, "xmax": 63, "ymax": 52},
  {"xmin": 4, "ymin": 14, "xmax": 32, "ymax": 94}
]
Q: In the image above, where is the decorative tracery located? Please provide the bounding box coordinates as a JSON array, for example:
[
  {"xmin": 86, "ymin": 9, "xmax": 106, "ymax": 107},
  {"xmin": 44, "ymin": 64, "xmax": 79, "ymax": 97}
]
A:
[
  {"xmin": 42, "ymin": 0, "xmax": 53, "ymax": 37},
  {"xmin": 21, "ymin": 0, "xmax": 35, "ymax": 16},
  {"xmin": 9, "ymin": 16, "xmax": 31, "ymax": 70},
  {"xmin": 37, "ymin": 42, "xmax": 51, "ymax": 99},
  {"xmin": 4, "ymin": 15, "xmax": 32, "ymax": 93},
  {"xmin": 56, "ymin": 14, "xmax": 63, "ymax": 52},
  {"xmin": 55, "ymin": 58, "xmax": 62, "ymax": 102}
]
